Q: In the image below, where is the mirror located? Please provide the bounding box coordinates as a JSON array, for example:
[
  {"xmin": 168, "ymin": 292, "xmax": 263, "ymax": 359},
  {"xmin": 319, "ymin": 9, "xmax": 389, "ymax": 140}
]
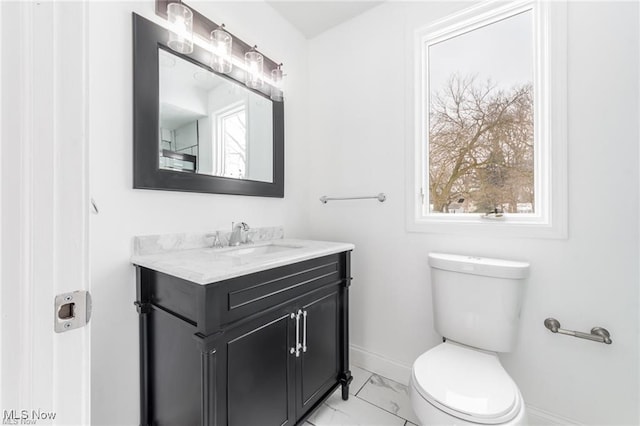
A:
[
  {"xmin": 133, "ymin": 13, "xmax": 284, "ymax": 197},
  {"xmin": 159, "ymin": 49, "xmax": 273, "ymax": 182}
]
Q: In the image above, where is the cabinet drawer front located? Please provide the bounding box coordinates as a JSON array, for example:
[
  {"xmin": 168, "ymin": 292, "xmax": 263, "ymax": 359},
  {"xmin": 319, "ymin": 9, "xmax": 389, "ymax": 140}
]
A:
[
  {"xmin": 219, "ymin": 255, "xmax": 341, "ymax": 324},
  {"xmin": 228, "ymin": 262, "xmax": 338, "ymax": 309}
]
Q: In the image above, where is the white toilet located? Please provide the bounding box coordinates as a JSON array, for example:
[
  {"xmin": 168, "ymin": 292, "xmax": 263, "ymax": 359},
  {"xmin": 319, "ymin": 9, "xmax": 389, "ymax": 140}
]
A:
[{"xmin": 409, "ymin": 253, "xmax": 530, "ymax": 425}]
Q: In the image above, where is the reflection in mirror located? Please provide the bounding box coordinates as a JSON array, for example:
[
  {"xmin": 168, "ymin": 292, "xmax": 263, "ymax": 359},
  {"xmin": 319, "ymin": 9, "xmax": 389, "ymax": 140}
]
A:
[{"xmin": 158, "ymin": 48, "xmax": 273, "ymax": 183}]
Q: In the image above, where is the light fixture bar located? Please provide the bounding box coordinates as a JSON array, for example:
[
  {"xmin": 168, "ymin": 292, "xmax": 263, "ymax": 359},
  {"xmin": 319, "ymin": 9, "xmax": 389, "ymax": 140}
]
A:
[
  {"xmin": 168, "ymin": 22, "xmax": 279, "ymax": 87},
  {"xmin": 158, "ymin": 1, "xmax": 282, "ymax": 89}
]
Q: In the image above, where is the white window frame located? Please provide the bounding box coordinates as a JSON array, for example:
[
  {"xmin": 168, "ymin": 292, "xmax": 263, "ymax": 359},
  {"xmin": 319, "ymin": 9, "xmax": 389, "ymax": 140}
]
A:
[
  {"xmin": 406, "ymin": 0, "xmax": 567, "ymax": 239},
  {"xmin": 213, "ymin": 101, "xmax": 248, "ymax": 178}
]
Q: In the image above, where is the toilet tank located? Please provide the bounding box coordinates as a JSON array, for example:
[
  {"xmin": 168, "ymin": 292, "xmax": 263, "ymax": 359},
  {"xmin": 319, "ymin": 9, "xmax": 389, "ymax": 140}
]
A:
[{"xmin": 428, "ymin": 253, "xmax": 530, "ymax": 353}]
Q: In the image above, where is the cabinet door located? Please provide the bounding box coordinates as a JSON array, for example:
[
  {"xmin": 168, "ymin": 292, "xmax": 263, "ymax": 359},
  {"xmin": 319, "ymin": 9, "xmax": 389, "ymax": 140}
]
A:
[
  {"xmin": 226, "ymin": 308, "xmax": 296, "ymax": 426},
  {"xmin": 297, "ymin": 288, "xmax": 340, "ymax": 413}
]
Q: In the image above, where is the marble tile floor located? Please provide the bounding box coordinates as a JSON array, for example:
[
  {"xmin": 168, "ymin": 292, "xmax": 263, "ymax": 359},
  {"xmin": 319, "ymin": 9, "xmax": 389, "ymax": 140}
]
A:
[{"xmin": 305, "ymin": 366, "xmax": 420, "ymax": 426}]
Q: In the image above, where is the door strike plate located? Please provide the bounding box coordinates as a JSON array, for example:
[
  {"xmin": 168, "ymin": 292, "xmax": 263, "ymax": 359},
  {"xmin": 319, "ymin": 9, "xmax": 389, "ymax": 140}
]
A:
[{"xmin": 54, "ymin": 290, "xmax": 92, "ymax": 333}]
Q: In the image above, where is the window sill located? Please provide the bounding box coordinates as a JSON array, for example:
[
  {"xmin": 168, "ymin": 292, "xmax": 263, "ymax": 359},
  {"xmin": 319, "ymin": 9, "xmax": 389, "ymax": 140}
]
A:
[{"xmin": 406, "ymin": 215, "xmax": 568, "ymax": 239}]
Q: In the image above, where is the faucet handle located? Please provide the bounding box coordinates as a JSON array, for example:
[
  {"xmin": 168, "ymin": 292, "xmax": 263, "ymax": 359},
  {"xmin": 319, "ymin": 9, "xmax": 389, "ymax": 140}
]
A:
[
  {"xmin": 206, "ymin": 231, "xmax": 224, "ymax": 248},
  {"xmin": 212, "ymin": 231, "xmax": 224, "ymax": 248},
  {"xmin": 232, "ymin": 221, "xmax": 250, "ymax": 231}
]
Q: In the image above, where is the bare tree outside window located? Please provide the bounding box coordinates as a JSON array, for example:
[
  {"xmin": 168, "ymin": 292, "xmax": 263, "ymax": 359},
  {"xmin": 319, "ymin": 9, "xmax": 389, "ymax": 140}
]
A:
[
  {"xmin": 429, "ymin": 75, "xmax": 534, "ymax": 214},
  {"xmin": 426, "ymin": 10, "xmax": 534, "ymax": 215}
]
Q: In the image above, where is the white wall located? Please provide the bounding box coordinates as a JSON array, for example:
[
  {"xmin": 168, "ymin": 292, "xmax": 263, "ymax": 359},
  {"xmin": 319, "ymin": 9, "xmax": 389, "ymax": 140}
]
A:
[
  {"xmin": 247, "ymin": 93, "xmax": 274, "ymax": 182},
  {"xmin": 307, "ymin": 2, "xmax": 639, "ymax": 425},
  {"xmin": 88, "ymin": 1, "xmax": 308, "ymax": 424},
  {"xmin": 159, "ymin": 66, "xmax": 208, "ymax": 116}
]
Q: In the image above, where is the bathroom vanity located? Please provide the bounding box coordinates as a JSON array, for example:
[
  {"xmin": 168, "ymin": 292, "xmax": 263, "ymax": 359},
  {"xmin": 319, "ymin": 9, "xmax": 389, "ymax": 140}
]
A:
[{"xmin": 132, "ymin": 235, "xmax": 354, "ymax": 426}]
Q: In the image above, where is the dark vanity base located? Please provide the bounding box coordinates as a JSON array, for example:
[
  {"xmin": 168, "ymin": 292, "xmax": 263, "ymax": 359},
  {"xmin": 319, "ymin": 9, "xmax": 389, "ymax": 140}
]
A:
[{"xmin": 135, "ymin": 252, "xmax": 352, "ymax": 426}]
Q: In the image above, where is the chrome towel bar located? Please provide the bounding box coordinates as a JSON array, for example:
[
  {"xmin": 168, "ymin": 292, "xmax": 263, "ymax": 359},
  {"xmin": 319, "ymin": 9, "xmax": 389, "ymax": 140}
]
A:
[
  {"xmin": 544, "ymin": 318, "xmax": 612, "ymax": 344},
  {"xmin": 319, "ymin": 193, "xmax": 386, "ymax": 204}
]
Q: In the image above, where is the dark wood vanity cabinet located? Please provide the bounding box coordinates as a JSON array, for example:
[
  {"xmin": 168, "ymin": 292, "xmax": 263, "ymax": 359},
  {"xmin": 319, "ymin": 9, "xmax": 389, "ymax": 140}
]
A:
[{"xmin": 135, "ymin": 252, "xmax": 353, "ymax": 426}]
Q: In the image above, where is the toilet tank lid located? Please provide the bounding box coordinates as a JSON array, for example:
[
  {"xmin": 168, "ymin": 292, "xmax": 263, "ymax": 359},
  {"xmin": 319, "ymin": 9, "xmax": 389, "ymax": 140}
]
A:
[{"xmin": 428, "ymin": 253, "xmax": 529, "ymax": 279}]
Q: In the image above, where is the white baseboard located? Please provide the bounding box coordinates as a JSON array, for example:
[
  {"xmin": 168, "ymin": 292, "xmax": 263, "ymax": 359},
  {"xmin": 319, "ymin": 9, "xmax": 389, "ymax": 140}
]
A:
[
  {"xmin": 350, "ymin": 344, "xmax": 582, "ymax": 426},
  {"xmin": 350, "ymin": 344, "xmax": 412, "ymax": 386},
  {"xmin": 526, "ymin": 405, "xmax": 582, "ymax": 425}
]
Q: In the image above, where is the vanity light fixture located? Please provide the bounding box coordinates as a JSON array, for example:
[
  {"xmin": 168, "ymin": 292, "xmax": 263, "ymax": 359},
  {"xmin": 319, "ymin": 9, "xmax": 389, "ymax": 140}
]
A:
[
  {"xmin": 167, "ymin": 2, "xmax": 194, "ymax": 54},
  {"xmin": 210, "ymin": 24, "xmax": 233, "ymax": 74},
  {"xmin": 270, "ymin": 63, "xmax": 284, "ymax": 102},
  {"xmin": 159, "ymin": 2, "xmax": 282, "ymax": 94},
  {"xmin": 245, "ymin": 45, "xmax": 264, "ymax": 89}
]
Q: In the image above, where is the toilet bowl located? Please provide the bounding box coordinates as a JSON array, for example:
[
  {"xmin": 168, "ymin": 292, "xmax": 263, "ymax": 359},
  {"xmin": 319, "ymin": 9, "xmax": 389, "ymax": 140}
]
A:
[
  {"xmin": 409, "ymin": 342, "xmax": 526, "ymax": 425},
  {"xmin": 410, "ymin": 253, "xmax": 530, "ymax": 426}
]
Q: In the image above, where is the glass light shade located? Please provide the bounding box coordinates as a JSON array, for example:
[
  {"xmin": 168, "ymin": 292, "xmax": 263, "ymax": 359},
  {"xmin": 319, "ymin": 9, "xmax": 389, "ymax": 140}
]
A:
[
  {"xmin": 245, "ymin": 49, "xmax": 263, "ymax": 89},
  {"xmin": 167, "ymin": 3, "xmax": 193, "ymax": 54},
  {"xmin": 210, "ymin": 25, "xmax": 233, "ymax": 74},
  {"xmin": 270, "ymin": 65, "xmax": 284, "ymax": 102}
]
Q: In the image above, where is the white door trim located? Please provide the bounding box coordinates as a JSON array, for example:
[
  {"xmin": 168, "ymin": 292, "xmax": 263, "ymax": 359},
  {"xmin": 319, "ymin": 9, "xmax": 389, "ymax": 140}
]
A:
[
  {"xmin": 1, "ymin": 0, "xmax": 40, "ymax": 413},
  {"xmin": 1, "ymin": 1, "xmax": 91, "ymax": 424}
]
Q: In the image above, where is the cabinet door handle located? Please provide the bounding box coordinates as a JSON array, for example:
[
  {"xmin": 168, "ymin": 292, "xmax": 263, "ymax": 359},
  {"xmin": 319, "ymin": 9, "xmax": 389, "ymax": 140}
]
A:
[
  {"xmin": 292, "ymin": 310, "xmax": 302, "ymax": 357},
  {"xmin": 302, "ymin": 310, "xmax": 308, "ymax": 353},
  {"xmin": 296, "ymin": 310, "xmax": 303, "ymax": 356},
  {"xmin": 290, "ymin": 312, "xmax": 299, "ymax": 356}
]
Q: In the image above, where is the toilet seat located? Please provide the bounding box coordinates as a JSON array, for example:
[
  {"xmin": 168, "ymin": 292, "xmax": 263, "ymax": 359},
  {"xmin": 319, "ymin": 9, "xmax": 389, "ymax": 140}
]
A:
[{"xmin": 412, "ymin": 342, "xmax": 521, "ymax": 424}]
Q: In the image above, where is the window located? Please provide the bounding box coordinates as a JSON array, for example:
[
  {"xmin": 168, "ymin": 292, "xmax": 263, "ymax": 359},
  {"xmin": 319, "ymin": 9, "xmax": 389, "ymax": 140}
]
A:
[
  {"xmin": 407, "ymin": 0, "xmax": 567, "ymax": 238},
  {"xmin": 215, "ymin": 102, "xmax": 248, "ymax": 179}
]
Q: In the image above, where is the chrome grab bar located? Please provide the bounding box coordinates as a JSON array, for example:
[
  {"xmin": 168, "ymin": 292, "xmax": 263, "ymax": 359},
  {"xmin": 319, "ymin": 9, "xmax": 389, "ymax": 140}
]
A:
[
  {"xmin": 319, "ymin": 193, "xmax": 386, "ymax": 204},
  {"xmin": 544, "ymin": 318, "xmax": 612, "ymax": 345}
]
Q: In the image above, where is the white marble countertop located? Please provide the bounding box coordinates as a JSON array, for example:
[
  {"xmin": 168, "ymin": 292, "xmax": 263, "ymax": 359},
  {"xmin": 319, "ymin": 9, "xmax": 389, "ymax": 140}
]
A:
[{"xmin": 131, "ymin": 238, "xmax": 355, "ymax": 285}]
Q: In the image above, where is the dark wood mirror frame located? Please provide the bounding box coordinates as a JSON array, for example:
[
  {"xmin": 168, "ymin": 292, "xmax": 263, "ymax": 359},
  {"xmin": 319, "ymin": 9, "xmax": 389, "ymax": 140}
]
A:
[{"xmin": 132, "ymin": 13, "xmax": 284, "ymax": 197}]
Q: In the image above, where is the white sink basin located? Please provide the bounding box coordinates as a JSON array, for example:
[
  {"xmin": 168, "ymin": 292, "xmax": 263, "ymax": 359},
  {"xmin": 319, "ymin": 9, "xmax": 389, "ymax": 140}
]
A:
[{"xmin": 222, "ymin": 243, "xmax": 303, "ymax": 257}]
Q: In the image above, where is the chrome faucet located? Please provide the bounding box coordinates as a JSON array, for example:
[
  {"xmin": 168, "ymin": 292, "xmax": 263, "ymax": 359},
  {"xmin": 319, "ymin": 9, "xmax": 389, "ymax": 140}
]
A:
[{"xmin": 229, "ymin": 222, "xmax": 250, "ymax": 246}]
